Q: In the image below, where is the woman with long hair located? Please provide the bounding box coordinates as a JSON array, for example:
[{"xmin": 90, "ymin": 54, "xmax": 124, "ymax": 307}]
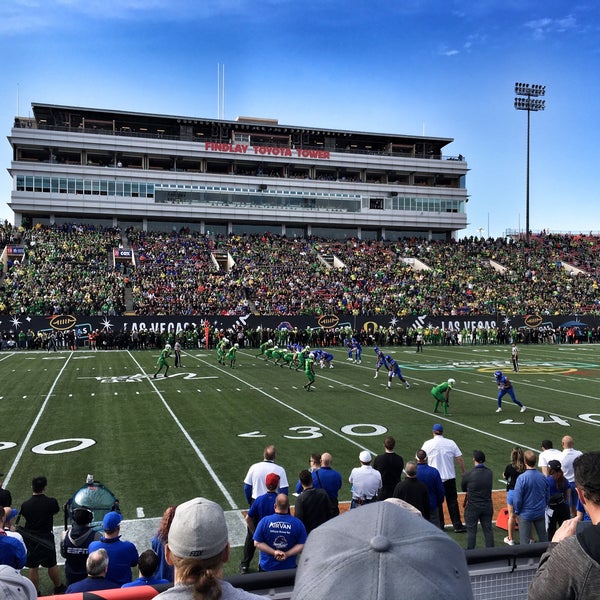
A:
[
  {"xmin": 546, "ymin": 460, "xmax": 571, "ymax": 539},
  {"xmin": 503, "ymin": 446, "xmax": 525, "ymax": 545},
  {"xmin": 152, "ymin": 505, "xmax": 177, "ymax": 583},
  {"xmin": 156, "ymin": 497, "xmax": 263, "ymax": 600}
]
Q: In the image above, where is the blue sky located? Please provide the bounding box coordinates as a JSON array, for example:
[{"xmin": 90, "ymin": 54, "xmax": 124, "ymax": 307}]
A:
[{"xmin": 1, "ymin": 0, "xmax": 599, "ymax": 238}]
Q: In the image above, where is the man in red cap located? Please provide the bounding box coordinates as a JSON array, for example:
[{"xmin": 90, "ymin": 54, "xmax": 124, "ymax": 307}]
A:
[{"xmin": 241, "ymin": 473, "xmax": 281, "ymax": 574}]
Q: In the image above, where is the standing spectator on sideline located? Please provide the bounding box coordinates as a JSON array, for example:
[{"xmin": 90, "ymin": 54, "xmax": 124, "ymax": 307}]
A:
[
  {"xmin": 511, "ymin": 343, "xmax": 519, "ymax": 372},
  {"xmin": 0, "ymin": 475, "xmax": 12, "ymax": 508},
  {"xmin": 240, "ymin": 445, "xmax": 288, "ymax": 574},
  {"xmin": 539, "ymin": 440, "xmax": 562, "ymax": 476},
  {"xmin": 415, "ymin": 449, "xmax": 445, "ymax": 528},
  {"xmin": 122, "ymin": 549, "xmax": 170, "ymax": 587},
  {"xmin": 461, "ymin": 450, "xmax": 494, "ymax": 549},
  {"xmin": 19, "ymin": 475, "xmax": 66, "ymax": 594},
  {"xmin": 349, "ymin": 450, "xmax": 382, "ymax": 509},
  {"xmin": 60, "ymin": 506, "xmax": 102, "ymax": 586},
  {"xmin": 151, "ymin": 505, "xmax": 176, "ymax": 583},
  {"xmin": 242, "ymin": 473, "xmax": 279, "ymax": 573},
  {"xmin": 253, "ymin": 494, "xmax": 307, "ymax": 572},
  {"xmin": 373, "ymin": 436, "xmax": 404, "ymax": 501},
  {"xmin": 494, "ymin": 370, "xmax": 526, "ymax": 413},
  {"xmin": 528, "ymin": 452, "xmax": 600, "ymax": 600},
  {"xmin": 421, "ymin": 424, "xmax": 466, "ymax": 532},
  {"xmin": 431, "ymin": 378, "xmax": 455, "ymax": 416},
  {"xmin": 512, "ymin": 450, "xmax": 548, "ymax": 544},
  {"xmin": 313, "ymin": 452, "xmax": 342, "ymax": 516},
  {"xmin": 294, "ymin": 453, "xmax": 321, "ymax": 494},
  {"xmin": 294, "ymin": 470, "xmax": 334, "ymax": 534},
  {"xmin": 392, "ymin": 461, "xmax": 430, "ymax": 519},
  {"xmin": 88, "ymin": 511, "xmax": 139, "ymax": 586},
  {"xmin": 546, "ymin": 460, "xmax": 571, "ymax": 540},
  {"xmin": 561, "ymin": 435, "xmax": 583, "ymax": 516},
  {"xmin": 503, "ymin": 447, "xmax": 525, "ymax": 545},
  {"xmin": 156, "ymin": 497, "xmax": 264, "ymax": 599},
  {"xmin": 65, "ymin": 549, "xmax": 119, "ymax": 593}
]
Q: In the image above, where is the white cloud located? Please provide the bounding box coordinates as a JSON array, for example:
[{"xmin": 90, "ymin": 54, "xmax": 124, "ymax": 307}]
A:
[{"xmin": 524, "ymin": 14, "xmax": 578, "ymax": 39}]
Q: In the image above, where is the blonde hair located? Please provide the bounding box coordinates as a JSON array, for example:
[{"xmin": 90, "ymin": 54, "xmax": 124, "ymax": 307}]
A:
[{"xmin": 170, "ymin": 547, "xmax": 228, "ymax": 600}]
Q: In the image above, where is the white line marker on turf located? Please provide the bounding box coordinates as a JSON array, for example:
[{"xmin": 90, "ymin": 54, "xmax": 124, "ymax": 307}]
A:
[
  {"xmin": 4, "ymin": 353, "xmax": 74, "ymax": 487},
  {"xmin": 137, "ymin": 507, "xmax": 145, "ymax": 518}
]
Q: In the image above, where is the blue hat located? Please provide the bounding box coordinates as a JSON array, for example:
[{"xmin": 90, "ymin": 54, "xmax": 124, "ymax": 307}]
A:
[
  {"xmin": 433, "ymin": 423, "xmax": 444, "ymax": 433},
  {"xmin": 102, "ymin": 511, "xmax": 122, "ymax": 531},
  {"xmin": 7, "ymin": 508, "xmax": 18, "ymax": 523}
]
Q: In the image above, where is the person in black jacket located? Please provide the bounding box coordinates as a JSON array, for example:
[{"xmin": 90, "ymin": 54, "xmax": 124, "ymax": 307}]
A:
[
  {"xmin": 60, "ymin": 506, "xmax": 102, "ymax": 585},
  {"xmin": 461, "ymin": 450, "xmax": 494, "ymax": 549},
  {"xmin": 294, "ymin": 470, "xmax": 335, "ymax": 534},
  {"xmin": 373, "ymin": 436, "xmax": 404, "ymax": 501}
]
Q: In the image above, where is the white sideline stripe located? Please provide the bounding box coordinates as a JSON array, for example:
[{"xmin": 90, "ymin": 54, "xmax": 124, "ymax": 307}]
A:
[
  {"xmin": 4, "ymin": 353, "xmax": 74, "ymax": 487},
  {"xmin": 126, "ymin": 351, "xmax": 238, "ymax": 510}
]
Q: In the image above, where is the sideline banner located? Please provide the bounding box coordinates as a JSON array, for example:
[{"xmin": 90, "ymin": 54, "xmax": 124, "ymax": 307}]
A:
[{"xmin": 1, "ymin": 313, "xmax": 598, "ymax": 340}]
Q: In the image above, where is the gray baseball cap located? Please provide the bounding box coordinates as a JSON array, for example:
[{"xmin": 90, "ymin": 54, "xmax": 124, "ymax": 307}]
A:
[
  {"xmin": 167, "ymin": 497, "xmax": 229, "ymax": 560},
  {"xmin": 0, "ymin": 566, "xmax": 37, "ymax": 600},
  {"xmin": 292, "ymin": 501, "xmax": 473, "ymax": 600}
]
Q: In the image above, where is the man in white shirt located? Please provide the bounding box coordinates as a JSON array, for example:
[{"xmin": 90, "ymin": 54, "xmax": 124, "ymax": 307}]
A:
[
  {"xmin": 421, "ymin": 423, "xmax": 466, "ymax": 532},
  {"xmin": 240, "ymin": 445, "xmax": 288, "ymax": 574},
  {"xmin": 561, "ymin": 435, "xmax": 583, "ymax": 517},
  {"xmin": 349, "ymin": 450, "xmax": 382, "ymax": 508},
  {"xmin": 538, "ymin": 440, "xmax": 563, "ymax": 476}
]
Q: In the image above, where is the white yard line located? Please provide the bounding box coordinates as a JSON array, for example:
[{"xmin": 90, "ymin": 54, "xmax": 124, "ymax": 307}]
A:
[
  {"xmin": 4, "ymin": 352, "xmax": 74, "ymax": 487},
  {"xmin": 126, "ymin": 351, "xmax": 238, "ymax": 510}
]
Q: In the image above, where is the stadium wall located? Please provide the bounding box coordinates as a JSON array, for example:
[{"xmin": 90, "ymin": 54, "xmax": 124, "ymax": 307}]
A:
[{"xmin": 3, "ymin": 313, "xmax": 598, "ymax": 343}]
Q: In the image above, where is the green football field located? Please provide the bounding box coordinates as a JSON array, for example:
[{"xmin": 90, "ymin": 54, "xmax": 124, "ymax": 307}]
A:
[{"xmin": 3, "ymin": 341, "xmax": 599, "ymax": 518}]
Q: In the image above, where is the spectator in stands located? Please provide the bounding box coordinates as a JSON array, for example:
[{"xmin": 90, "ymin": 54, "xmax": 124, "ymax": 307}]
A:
[
  {"xmin": 65, "ymin": 548, "xmax": 119, "ymax": 593},
  {"xmin": 291, "ymin": 500, "xmax": 473, "ymax": 600},
  {"xmin": 461, "ymin": 450, "xmax": 494, "ymax": 549},
  {"xmin": 253, "ymin": 494, "xmax": 307, "ymax": 572},
  {"xmin": 122, "ymin": 549, "xmax": 169, "ymax": 587},
  {"xmin": 0, "ymin": 564, "xmax": 37, "ymax": 599},
  {"xmin": 157, "ymin": 497, "xmax": 264, "ymax": 599},
  {"xmin": 513, "ymin": 450, "xmax": 549, "ymax": 544},
  {"xmin": 151, "ymin": 505, "xmax": 176, "ymax": 583},
  {"xmin": 528, "ymin": 452, "xmax": 600, "ymax": 600},
  {"xmin": 88, "ymin": 511, "xmax": 139, "ymax": 586},
  {"xmin": 19, "ymin": 475, "xmax": 66, "ymax": 594},
  {"xmin": 294, "ymin": 469, "xmax": 335, "ymax": 534},
  {"xmin": 415, "ymin": 449, "xmax": 445, "ymax": 528},
  {"xmin": 373, "ymin": 436, "xmax": 404, "ymax": 501},
  {"xmin": 60, "ymin": 506, "xmax": 102, "ymax": 585}
]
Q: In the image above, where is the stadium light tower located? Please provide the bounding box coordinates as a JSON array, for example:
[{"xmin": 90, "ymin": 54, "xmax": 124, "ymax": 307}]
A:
[{"xmin": 514, "ymin": 82, "xmax": 546, "ymax": 244}]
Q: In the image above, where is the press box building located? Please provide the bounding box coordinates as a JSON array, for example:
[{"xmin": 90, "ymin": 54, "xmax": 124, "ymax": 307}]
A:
[{"xmin": 8, "ymin": 103, "xmax": 468, "ymax": 240}]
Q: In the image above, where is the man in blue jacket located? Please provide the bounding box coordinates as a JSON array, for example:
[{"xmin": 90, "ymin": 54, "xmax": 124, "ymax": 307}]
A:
[{"xmin": 513, "ymin": 450, "xmax": 548, "ymax": 544}]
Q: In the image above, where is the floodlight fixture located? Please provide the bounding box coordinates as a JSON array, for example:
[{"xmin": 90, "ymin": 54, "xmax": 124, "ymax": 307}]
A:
[{"xmin": 513, "ymin": 82, "xmax": 547, "ymax": 244}]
